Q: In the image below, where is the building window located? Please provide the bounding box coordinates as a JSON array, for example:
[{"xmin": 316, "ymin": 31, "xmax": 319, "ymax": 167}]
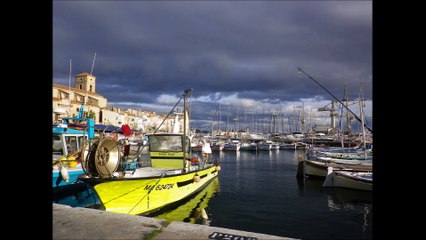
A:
[
  {"xmin": 79, "ymin": 85, "xmax": 83, "ymax": 90},
  {"xmin": 90, "ymin": 85, "xmax": 92, "ymax": 92}
]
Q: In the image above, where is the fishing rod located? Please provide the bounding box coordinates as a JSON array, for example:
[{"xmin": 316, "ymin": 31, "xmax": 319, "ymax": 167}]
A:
[{"xmin": 297, "ymin": 67, "xmax": 373, "ymax": 134}]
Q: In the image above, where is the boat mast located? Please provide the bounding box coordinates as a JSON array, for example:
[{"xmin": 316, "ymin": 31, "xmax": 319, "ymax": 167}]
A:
[
  {"xmin": 226, "ymin": 106, "xmax": 230, "ymax": 134},
  {"xmin": 90, "ymin": 52, "xmax": 96, "ymax": 76},
  {"xmin": 211, "ymin": 104, "xmax": 219, "ymax": 137},
  {"xmin": 339, "ymin": 95, "xmax": 344, "ymax": 148},
  {"xmin": 218, "ymin": 103, "xmax": 221, "ymax": 134},
  {"xmin": 297, "ymin": 67, "xmax": 372, "ymax": 134},
  {"xmin": 359, "ymin": 82, "xmax": 367, "ymax": 159},
  {"xmin": 183, "ymin": 88, "xmax": 192, "ymax": 160},
  {"xmin": 84, "ymin": 53, "xmax": 97, "ymax": 118},
  {"xmin": 211, "ymin": 110, "xmax": 215, "ymax": 138},
  {"xmin": 68, "ymin": 59, "xmax": 72, "ymax": 117},
  {"xmin": 301, "ymin": 102, "xmax": 305, "ymax": 134},
  {"xmin": 338, "ymin": 84, "xmax": 346, "ymax": 148},
  {"xmin": 344, "ymin": 84, "xmax": 351, "ymax": 147}
]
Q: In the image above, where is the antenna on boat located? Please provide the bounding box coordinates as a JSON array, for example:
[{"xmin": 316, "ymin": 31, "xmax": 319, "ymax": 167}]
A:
[
  {"xmin": 90, "ymin": 52, "xmax": 96, "ymax": 76},
  {"xmin": 297, "ymin": 67, "xmax": 373, "ymax": 134},
  {"xmin": 68, "ymin": 59, "xmax": 72, "ymax": 116},
  {"xmin": 182, "ymin": 88, "xmax": 193, "ymax": 158},
  {"xmin": 152, "ymin": 89, "xmax": 191, "ymax": 134},
  {"xmin": 183, "ymin": 87, "xmax": 193, "ymax": 132}
]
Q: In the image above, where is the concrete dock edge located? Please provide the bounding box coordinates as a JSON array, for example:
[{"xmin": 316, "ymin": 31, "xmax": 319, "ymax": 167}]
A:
[{"xmin": 53, "ymin": 203, "xmax": 297, "ymax": 240}]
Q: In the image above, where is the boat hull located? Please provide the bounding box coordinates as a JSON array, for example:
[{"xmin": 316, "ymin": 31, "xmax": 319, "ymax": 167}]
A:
[
  {"xmin": 304, "ymin": 159, "xmax": 372, "ymax": 178},
  {"xmin": 80, "ymin": 165, "xmax": 219, "ymax": 215},
  {"xmin": 52, "ymin": 165, "xmax": 85, "ymax": 187},
  {"xmin": 332, "ymin": 171, "xmax": 372, "ymax": 191},
  {"xmin": 304, "ymin": 160, "xmax": 328, "ymax": 177}
]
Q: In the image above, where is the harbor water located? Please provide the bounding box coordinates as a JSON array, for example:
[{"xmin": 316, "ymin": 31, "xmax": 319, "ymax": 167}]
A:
[{"xmin": 53, "ymin": 150, "xmax": 372, "ymax": 239}]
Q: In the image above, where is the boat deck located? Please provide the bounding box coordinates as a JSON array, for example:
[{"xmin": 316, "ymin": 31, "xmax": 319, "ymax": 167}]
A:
[
  {"xmin": 305, "ymin": 159, "xmax": 373, "ymax": 172},
  {"xmin": 122, "ymin": 164, "xmax": 215, "ymax": 178},
  {"xmin": 336, "ymin": 171, "xmax": 373, "ymax": 181}
]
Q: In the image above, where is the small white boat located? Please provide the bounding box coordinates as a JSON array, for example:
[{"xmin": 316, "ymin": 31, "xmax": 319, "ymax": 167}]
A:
[
  {"xmin": 304, "ymin": 159, "xmax": 372, "ymax": 178},
  {"xmin": 239, "ymin": 142, "xmax": 257, "ymax": 151},
  {"xmin": 270, "ymin": 143, "xmax": 280, "ymax": 150},
  {"xmin": 258, "ymin": 140, "xmax": 272, "ymax": 151},
  {"xmin": 223, "ymin": 140, "xmax": 240, "ymax": 151},
  {"xmin": 211, "ymin": 142, "xmax": 224, "ymax": 151},
  {"xmin": 323, "ymin": 167, "xmax": 372, "ymax": 191},
  {"xmin": 279, "ymin": 143, "xmax": 296, "ymax": 150},
  {"xmin": 315, "ymin": 155, "xmax": 372, "ymax": 165}
]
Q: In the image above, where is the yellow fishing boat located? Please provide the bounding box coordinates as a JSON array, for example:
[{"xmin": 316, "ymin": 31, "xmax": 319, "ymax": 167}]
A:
[{"xmin": 78, "ymin": 88, "xmax": 221, "ymax": 215}]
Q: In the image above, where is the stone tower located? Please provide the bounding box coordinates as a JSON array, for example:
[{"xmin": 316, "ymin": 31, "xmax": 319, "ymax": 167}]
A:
[{"xmin": 75, "ymin": 72, "xmax": 96, "ymax": 93}]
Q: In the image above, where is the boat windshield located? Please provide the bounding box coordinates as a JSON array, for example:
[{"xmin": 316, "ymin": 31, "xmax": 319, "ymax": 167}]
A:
[
  {"xmin": 53, "ymin": 134, "xmax": 63, "ymax": 155},
  {"xmin": 65, "ymin": 136, "xmax": 78, "ymax": 153},
  {"xmin": 149, "ymin": 135, "xmax": 183, "ymax": 152}
]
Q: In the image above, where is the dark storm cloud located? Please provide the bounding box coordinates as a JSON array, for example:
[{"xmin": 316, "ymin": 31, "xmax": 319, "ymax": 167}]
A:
[{"xmin": 53, "ymin": 1, "xmax": 372, "ymax": 129}]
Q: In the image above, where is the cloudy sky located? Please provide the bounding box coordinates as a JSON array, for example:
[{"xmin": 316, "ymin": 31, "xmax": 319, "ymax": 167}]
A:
[{"xmin": 53, "ymin": 1, "xmax": 372, "ymax": 133}]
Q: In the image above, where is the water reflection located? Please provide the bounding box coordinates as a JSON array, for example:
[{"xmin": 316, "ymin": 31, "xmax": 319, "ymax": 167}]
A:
[
  {"xmin": 297, "ymin": 176, "xmax": 372, "ymax": 236},
  {"xmin": 53, "ymin": 184, "xmax": 101, "ymax": 209},
  {"xmin": 149, "ymin": 178, "xmax": 220, "ymax": 225},
  {"xmin": 53, "ymin": 149, "xmax": 371, "ymax": 239},
  {"xmin": 324, "ymin": 188, "xmax": 372, "ymax": 234}
]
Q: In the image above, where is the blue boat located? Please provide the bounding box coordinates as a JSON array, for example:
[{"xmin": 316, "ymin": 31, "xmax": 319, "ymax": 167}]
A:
[{"xmin": 52, "ymin": 104, "xmax": 95, "ymax": 188}]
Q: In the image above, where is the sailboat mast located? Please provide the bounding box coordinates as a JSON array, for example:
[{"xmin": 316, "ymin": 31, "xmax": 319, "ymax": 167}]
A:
[
  {"xmin": 226, "ymin": 106, "xmax": 230, "ymax": 133},
  {"xmin": 359, "ymin": 82, "xmax": 367, "ymax": 159},
  {"xmin": 218, "ymin": 103, "xmax": 221, "ymax": 134},
  {"xmin": 345, "ymin": 84, "xmax": 351, "ymax": 147},
  {"xmin": 301, "ymin": 102, "xmax": 305, "ymax": 134},
  {"xmin": 211, "ymin": 105, "xmax": 218, "ymax": 137},
  {"xmin": 339, "ymin": 99, "xmax": 344, "ymax": 148},
  {"xmin": 211, "ymin": 111, "xmax": 215, "ymax": 138},
  {"xmin": 297, "ymin": 67, "xmax": 372, "ymax": 134}
]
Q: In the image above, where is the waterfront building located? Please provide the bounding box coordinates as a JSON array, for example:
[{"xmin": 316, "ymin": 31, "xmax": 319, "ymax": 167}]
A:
[
  {"xmin": 53, "ymin": 72, "xmax": 107, "ymax": 123},
  {"xmin": 53, "ymin": 73, "xmax": 174, "ymax": 132}
]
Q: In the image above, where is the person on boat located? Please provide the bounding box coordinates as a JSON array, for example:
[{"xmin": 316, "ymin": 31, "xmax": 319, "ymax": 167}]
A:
[{"xmin": 191, "ymin": 153, "xmax": 201, "ymax": 166}]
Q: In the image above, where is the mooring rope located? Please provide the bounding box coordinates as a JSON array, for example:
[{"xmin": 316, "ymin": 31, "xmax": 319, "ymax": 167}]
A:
[
  {"xmin": 102, "ymin": 177, "xmax": 159, "ymax": 206},
  {"xmin": 127, "ymin": 172, "xmax": 166, "ymax": 214}
]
